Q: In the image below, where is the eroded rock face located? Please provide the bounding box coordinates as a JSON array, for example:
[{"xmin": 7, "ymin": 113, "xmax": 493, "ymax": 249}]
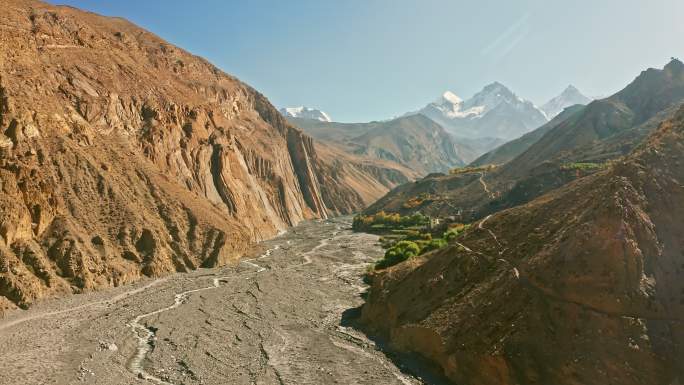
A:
[
  {"xmin": 361, "ymin": 109, "xmax": 684, "ymax": 384},
  {"xmin": 0, "ymin": 0, "xmax": 396, "ymax": 308}
]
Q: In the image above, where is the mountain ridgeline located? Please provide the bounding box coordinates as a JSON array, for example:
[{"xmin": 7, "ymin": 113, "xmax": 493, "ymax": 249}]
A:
[
  {"xmin": 470, "ymin": 104, "xmax": 586, "ymax": 167},
  {"xmin": 288, "ymin": 114, "xmax": 469, "ymax": 175},
  {"xmin": 279, "ymin": 106, "xmax": 332, "ymax": 122},
  {"xmin": 284, "ymin": 84, "xmax": 591, "ymax": 175},
  {"xmin": 540, "ymin": 84, "xmax": 591, "ymax": 118},
  {"xmin": 366, "ymin": 59, "xmax": 684, "ymax": 223},
  {"xmin": 414, "ymin": 82, "xmax": 549, "ymax": 140}
]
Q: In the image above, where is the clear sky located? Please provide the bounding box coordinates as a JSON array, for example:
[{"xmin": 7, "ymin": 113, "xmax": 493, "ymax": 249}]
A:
[{"xmin": 52, "ymin": 0, "xmax": 684, "ymax": 122}]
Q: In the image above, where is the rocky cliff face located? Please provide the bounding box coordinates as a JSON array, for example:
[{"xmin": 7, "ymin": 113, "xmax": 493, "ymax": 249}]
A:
[
  {"xmin": 0, "ymin": 0, "xmax": 392, "ymax": 310},
  {"xmin": 361, "ymin": 107, "xmax": 684, "ymax": 385}
]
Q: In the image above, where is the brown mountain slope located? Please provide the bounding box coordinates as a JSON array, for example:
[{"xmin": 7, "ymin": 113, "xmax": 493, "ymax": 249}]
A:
[
  {"xmin": 470, "ymin": 104, "xmax": 585, "ymax": 167},
  {"xmin": 499, "ymin": 59, "xmax": 684, "ymax": 181},
  {"xmin": 290, "ymin": 114, "xmax": 467, "ymax": 175},
  {"xmin": 0, "ymin": 0, "xmax": 399, "ymax": 310},
  {"xmin": 309, "ymin": 142, "xmax": 415, "ymax": 210},
  {"xmin": 361, "ymin": 107, "xmax": 684, "ymax": 385},
  {"xmin": 366, "ymin": 60, "xmax": 684, "ymax": 222}
]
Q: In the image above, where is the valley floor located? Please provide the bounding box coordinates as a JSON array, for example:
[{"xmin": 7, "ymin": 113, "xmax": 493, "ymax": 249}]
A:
[{"xmin": 0, "ymin": 218, "xmax": 428, "ymax": 385}]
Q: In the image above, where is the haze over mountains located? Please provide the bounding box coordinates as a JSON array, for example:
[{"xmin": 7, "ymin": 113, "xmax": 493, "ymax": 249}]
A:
[
  {"xmin": 470, "ymin": 104, "xmax": 586, "ymax": 167},
  {"xmin": 282, "ymin": 83, "xmax": 592, "ymax": 176},
  {"xmin": 412, "ymin": 83, "xmax": 592, "ymax": 140},
  {"xmin": 541, "ymin": 84, "xmax": 592, "ymax": 118},
  {"xmin": 414, "ymin": 82, "xmax": 548, "ymax": 140},
  {"xmin": 288, "ymin": 114, "xmax": 467, "ymax": 176}
]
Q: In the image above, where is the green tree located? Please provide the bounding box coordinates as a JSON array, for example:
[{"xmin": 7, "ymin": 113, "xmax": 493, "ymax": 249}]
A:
[
  {"xmin": 376, "ymin": 240, "xmax": 421, "ymax": 270},
  {"xmin": 421, "ymin": 238, "xmax": 447, "ymax": 253}
]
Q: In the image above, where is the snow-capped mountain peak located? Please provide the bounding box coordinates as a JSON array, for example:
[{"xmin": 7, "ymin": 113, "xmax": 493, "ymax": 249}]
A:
[
  {"xmin": 541, "ymin": 85, "xmax": 592, "ymax": 119},
  {"xmin": 428, "ymin": 90, "xmax": 484, "ymax": 120},
  {"xmin": 463, "ymin": 82, "xmax": 522, "ymax": 112},
  {"xmin": 441, "ymin": 91, "xmax": 463, "ymax": 105},
  {"xmin": 414, "ymin": 82, "xmax": 549, "ymax": 140},
  {"xmin": 279, "ymin": 106, "xmax": 332, "ymax": 122}
]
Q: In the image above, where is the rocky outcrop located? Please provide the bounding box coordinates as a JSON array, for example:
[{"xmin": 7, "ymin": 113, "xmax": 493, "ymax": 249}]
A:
[
  {"xmin": 0, "ymin": 0, "xmax": 396, "ymax": 309},
  {"xmin": 361, "ymin": 108, "xmax": 684, "ymax": 385}
]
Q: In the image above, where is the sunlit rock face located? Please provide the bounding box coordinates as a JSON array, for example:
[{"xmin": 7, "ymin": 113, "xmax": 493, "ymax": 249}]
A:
[{"xmin": 0, "ymin": 0, "xmax": 399, "ymax": 309}]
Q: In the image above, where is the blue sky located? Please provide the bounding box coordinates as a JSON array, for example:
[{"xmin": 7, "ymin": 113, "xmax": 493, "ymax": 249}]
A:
[{"xmin": 53, "ymin": 0, "xmax": 684, "ymax": 122}]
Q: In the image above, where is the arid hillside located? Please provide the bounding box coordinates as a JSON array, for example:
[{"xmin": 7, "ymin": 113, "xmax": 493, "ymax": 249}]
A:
[
  {"xmin": 470, "ymin": 104, "xmax": 585, "ymax": 167},
  {"xmin": 361, "ymin": 107, "xmax": 684, "ymax": 385},
  {"xmin": 290, "ymin": 114, "xmax": 470, "ymax": 175},
  {"xmin": 0, "ymin": 0, "xmax": 406, "ymax": 310}
]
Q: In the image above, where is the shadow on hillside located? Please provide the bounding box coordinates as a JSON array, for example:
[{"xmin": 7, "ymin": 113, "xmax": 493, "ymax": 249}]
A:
[{"xmin": 341, "ymin": 306, "xmax": 454, "ymax": 385}]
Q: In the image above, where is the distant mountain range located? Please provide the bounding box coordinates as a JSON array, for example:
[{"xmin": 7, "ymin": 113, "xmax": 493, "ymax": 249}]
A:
[
  {"xmin": 279, "ymin": 106, "xmax": 331, "ymax": 122},
  {"xmin": 280, "ymin": 84, "xmax": 591, "ymax": 147},
  {"xmin": 281, "ymin": 83, "xmax": 591, "ymax": 174},
  {"xmin": 366, "ymin": 59, "xmax": 684, "ymax": 222},
  {"xmin": 470, "ymin": 104, "xmax": 586, "ymax": 167},
  {"xmin": 287, "ymin": 115, "xmax": 468, "ymax": 176},
  {"xmin": 408, "ymin": 82, "xmax": 591, "ymax": 140}
]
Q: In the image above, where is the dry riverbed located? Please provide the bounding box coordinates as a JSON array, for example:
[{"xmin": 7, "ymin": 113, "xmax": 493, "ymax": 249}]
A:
[{"xmin": 0, "ymin": 217, "xmax": 432, "ymax": 385}]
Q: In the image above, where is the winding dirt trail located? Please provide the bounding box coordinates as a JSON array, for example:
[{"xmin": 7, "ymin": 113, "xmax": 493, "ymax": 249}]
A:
[
  {"xmin": 0, "ymin": 278, "xmax": 169, "ymax": 333},
  {"xmin": 478, "ymin": 214, "xmax": 501, "ymax": 246},
  {"xmin": 479, "ymin": 172, "xmax": 496, "ymax": 199}
]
